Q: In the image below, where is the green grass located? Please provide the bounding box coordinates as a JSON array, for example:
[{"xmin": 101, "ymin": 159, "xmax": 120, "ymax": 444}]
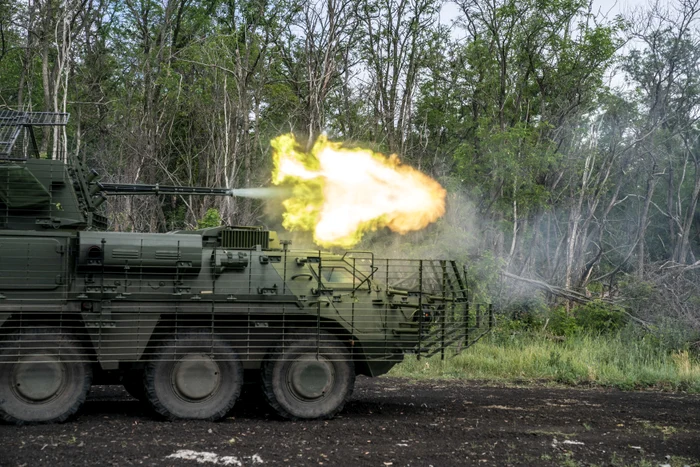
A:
[{"xmin": 388, "ymin": 330, "xmax": 700, "ymax": 392}]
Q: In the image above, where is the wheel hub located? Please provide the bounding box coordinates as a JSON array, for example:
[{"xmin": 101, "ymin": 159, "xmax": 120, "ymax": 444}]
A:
[
  {"xmin": 12, "ymin": 355, "xmax": 65, "ymax": 402},
  {"xmin": 288, "ymin": 356, "xmax": 334, "ymax": 400},
  {"xmin": 172, "ymin": 354, "xmax": 221, "ymax": 401}
]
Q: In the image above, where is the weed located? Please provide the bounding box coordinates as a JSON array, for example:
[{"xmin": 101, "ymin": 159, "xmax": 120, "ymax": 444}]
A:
[
  {"xmin": 389, "ymin": 328, "xmax": 700, "ymax": 393},
  {"xmin": 639, "ymin": 420, "xmax": 680, "ymax": 440}
]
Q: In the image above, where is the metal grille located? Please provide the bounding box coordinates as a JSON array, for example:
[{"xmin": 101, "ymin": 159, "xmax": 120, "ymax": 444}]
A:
[
  {"xmin": 0, "ymin": 110, "xmax": 69, "ymax": 158},
  {"xmin": 0, "ymin": 241, "xmax": 493, "ymax": 365},
  {"xmin": 220, "ymin": 229, "xmax": 270, "ymax": 249},
  {"xmin": 0, "ymin": 110, "xmax": 69, "ymax": 126},
  {"xmin": 0, "ymin": 237, "xmax": 495, "ymax": 423},
  {"xmin": 0, "ymin": 111, "xmax": 24, "ymax": 157}
]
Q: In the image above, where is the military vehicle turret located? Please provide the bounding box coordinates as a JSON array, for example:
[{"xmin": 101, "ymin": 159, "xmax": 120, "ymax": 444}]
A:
[{"xmin": 0, "ymin": 111, "xmax": 492, "ymax": 424}]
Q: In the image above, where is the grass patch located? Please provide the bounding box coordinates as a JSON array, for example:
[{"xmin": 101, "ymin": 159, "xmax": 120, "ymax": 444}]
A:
[
  {"xmin": 638, "ymin": 420, "xmax": 683, "ymax": 439},
  {"xmin": 388, "ymin": 330, "xmax": 700, "ymax": 392}
]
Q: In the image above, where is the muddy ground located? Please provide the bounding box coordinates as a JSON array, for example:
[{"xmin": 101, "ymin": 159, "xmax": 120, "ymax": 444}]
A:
[{"xmin": 1, "ymin": 377, "xmax": 699, "ymax": 466}]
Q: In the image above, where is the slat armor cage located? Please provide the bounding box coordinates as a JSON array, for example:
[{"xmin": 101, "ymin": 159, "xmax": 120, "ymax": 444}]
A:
[
  {"xmin": 0, "ymin": 235, "xmax": 493, "ymax": 367},
  {"xmin": 0, "ymin": 110, "xmax": 493, "ymax": 424}
]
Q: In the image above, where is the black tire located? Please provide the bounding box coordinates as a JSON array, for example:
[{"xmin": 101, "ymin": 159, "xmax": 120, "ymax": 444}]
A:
[
  {"xmin": 261, "ymin": 330, "xmax": 355, "ymax": 420},
  {"xmin": 0, "ymin": 328, "xmax": 92, "ymax": 425},
  {"xmin": 144, "ymin": 330, "xmax": 243, "ymax": 421}
]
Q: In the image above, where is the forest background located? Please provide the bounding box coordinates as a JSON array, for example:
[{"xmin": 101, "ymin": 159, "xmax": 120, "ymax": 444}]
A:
[{"xmin": 2, "ymin": 0, "xmax": 700, "ymax": 386}]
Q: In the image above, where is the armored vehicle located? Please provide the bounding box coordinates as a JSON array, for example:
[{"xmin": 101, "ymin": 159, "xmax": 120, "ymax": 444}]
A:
[{"xmin": 0, "ymin": 111, "xmax": 492, "ymax": 424}]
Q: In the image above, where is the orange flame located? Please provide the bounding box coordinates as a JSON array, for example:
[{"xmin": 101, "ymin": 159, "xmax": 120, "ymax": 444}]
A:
[{"xmin": 271, "ymin": 134, "xmax": 446, "ymax": 248}]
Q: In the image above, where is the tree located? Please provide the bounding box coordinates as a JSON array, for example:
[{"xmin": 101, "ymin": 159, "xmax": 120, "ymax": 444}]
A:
[
  {"xmin": 449, "ymin": 0, "xmax": 619, "ymax": 289},
  {"xmin": 273, "ymin": 0, "xmax": 359, "ymax": 147},
  {"xmin": 358, "ymin": 0, "xmax": 442, "ymax": 154},
  {"xmin": 622, "ymin": 0, "xmax": 700, "ymax": 270}
]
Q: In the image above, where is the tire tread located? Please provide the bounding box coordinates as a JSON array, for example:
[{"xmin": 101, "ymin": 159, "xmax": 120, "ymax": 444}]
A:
[
  {"xmin": 261, "ymin": 330, "xmax": 355, "ymax": 420},
  {"xmin": 143, "ymin": 329, "xmax": 243, "ymax": 421},
  {"xmin": 0, "ymin": 328, "xmax": 92, "ymax": 425}
]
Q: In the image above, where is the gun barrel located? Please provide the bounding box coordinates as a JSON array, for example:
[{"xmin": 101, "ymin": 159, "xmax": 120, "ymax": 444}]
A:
[{"xmin": 99, "ymin": 183, "xmax": 232, "ymax": 196}]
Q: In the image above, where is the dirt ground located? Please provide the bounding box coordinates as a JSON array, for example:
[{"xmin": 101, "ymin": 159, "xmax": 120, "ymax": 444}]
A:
[{"xmin": 1, "ymin": 377, "xmax": 699, "ymax": 467}]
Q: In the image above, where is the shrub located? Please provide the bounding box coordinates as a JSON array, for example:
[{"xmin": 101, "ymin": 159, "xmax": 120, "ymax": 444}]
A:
[
  {"xmin": 197, "ymin": 208, "xmax": 222, "ymax": 229},
  {"xmin": 574, "ymin": 300, "xmax": 626, "ymax": 334},
  {"xmin": 546, "ymin": 306, "xmax": 581, "ymax": 337},
  {"xmin": 501, "ymin": 295, "xmax": 548, "ymax": 331}
]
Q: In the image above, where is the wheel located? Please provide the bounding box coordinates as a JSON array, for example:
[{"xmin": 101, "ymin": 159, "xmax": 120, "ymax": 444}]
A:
[
  {"xmin": 143, "ymin": 330, "xmax": 243, "ymax": 421},
  {"xmin": 0, "ymin": 328, "xmax": 92, "ymax": 424},
  {"xmin": 261, "ymin": 330, "xmax": 355, "ymax": 420},
  {"xmin": 122, "ymin": 371, "xmax": 147, "ymax": 401}
]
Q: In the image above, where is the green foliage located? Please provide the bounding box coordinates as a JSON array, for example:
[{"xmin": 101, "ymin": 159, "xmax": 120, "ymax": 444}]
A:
[
  {"xmin": 574, "ymin": 300, "xmax": 627, "ymax": 334},
  {"xmin": 391, "ymin": 323, "xmax": 700, "ymax": 392},
  {"xmin": 465, "ymin": 251, "xmax": 504, "ymax": 304},
  {"xmin": 444, "ymin": 0, "xmax": 620, "ymax": 200},
  {"xmin": 504, "ymin": 300, "xmax": 626, "ymax": 337},
  {"xmin": 616, "ymin": 273, "xmax": 700, "ymax": 352},
  {"xmin": 547, "ymin": 350, "xmax": 582, "ymax": 384},
  {"xmin": 618, "ymin": 276, "xmax": 653, "ymax": 307},
  {"xmin": 197, "ymin": 208, "xmax": 222, "ymax": 229},
  {"xmin": 547, "ymin": 307, "xmax": 582, "ymax": 337},
  {"xmin": 501, "ymin": 295, "xmax": 548, "ymax": 331},
  {"xmin": 164, "ymin": 204, "xmax": 187, "ymax": 231},
  {"xmin": 642, "ymin": 319, "xmax": 700, "ymax": 356}
]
